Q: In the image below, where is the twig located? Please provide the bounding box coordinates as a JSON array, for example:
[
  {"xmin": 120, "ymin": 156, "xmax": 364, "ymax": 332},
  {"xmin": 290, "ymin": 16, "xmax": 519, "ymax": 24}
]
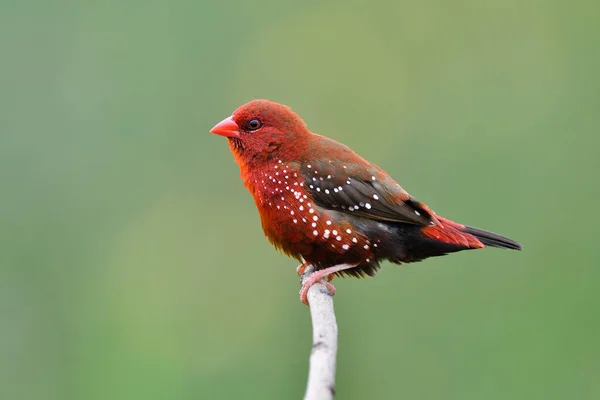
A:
[{"xmin": 301, "ymin": 264, "xmax": 338, "ymax": 400}]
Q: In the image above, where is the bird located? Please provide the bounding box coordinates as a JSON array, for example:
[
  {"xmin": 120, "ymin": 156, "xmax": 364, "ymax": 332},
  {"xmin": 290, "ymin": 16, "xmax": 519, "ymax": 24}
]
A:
[{"xmin": 210, "ymin": 99, "xmax": 522, "ymax": 305}]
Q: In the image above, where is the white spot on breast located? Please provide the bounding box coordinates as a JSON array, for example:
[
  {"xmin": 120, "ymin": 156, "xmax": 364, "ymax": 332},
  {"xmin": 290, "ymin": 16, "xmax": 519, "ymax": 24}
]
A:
[
  {"xmin": 313, "ymin": 215, "xmax": 318, "ymax": 221},
  {"xmin": 342, "ymin": 244, "xmax": 349, "ymax": 250},
  {"xmin": 309, "ymin": 209, "xmax": 314, "ymax": 214},
  {"xmin": 313, "ymin": 230, "xmax": 318, "ymax": 235},
  {"xmin": 324, "ymin": 229, "xmax": 330, "ymax": 238},
  {"xmin": 325, "ymin": 189, "xmax": 330, "ymax": 194},
  {"xmin": 346, "ymin": 229, "xmax": 352, "ymax": 234},
  {"xmin": 312, "ymin": 222, "xmax": 317, "ymax": 227},
  {"xmin": 290, "ymin": 211, "xmax": 294, "ymax": 215},
  {"xmin": 352, "ymin": 237, "xmax": 358, "ymax": 243},
  {"xmin": 316, "ymin": 188, "xmax": 320, "ymax": 192},
  {"xmin": 332, "ymin": 230, "xmax": 338, "ymax": 235},
  {"xmin": 307, "ymin": 164, "xmax": 312, "ymax": 168},
  {"xmin": 365, "ymin": 203, "xmax": 371, "ymax": 209},
  {"xmin": 327, "ymin": 175, "xmax": 331, "ymax": 179},
  {"xmin": 336, "ymin": 236, "xmax": 342, "ymax": 241},
  {"xmin": 293, "ymin": 219, "xmax": 297, "ymax": 223},
  {"xmin": 373, "ymin": 243, "xmax": 378, "ymax": 247},
  {"xmin": 373, "ymin": 194, "xmax": 379, "ymax": 200},
  {"xmin": 364, "ymin": 244, "xmax": 370, "ymax": 249},
  {"xmin": 366, "ymin": 258, "xmax": 370, "ymax": 262},
  {"xmin": 299, "ymin": 205, "xmax": 304, "ymax": 211},
  {"xmin": 326, "ymin": 220, "xmax": 332, "ymax": 225}
]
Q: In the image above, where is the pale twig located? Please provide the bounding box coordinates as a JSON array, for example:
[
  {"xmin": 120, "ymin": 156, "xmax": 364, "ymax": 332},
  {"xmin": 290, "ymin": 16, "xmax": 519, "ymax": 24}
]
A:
[{"xmin": 301, "ymin": 264, "xmax": 339, "ymax": 400}]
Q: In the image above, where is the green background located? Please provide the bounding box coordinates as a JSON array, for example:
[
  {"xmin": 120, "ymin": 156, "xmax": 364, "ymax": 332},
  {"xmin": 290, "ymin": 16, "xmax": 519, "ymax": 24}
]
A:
[{"xmin": 1, "ymin": 1, "xmax": 598, "ymax": 399}]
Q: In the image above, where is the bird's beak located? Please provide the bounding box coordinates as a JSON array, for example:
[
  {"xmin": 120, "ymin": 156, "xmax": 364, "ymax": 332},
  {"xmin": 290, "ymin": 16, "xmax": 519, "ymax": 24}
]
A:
[{"xmin": 210, "ymin": 116, "xmax": 240, "ymax": 138}]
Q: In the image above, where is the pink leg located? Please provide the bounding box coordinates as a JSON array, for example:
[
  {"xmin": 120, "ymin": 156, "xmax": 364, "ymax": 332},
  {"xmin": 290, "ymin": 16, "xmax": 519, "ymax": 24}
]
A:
[{"xmin": 299, "ymin": 263, "xmax": 357, "ymax": 306}]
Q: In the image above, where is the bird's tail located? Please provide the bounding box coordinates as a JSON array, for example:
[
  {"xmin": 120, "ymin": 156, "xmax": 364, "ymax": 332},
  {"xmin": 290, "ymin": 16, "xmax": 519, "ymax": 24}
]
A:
[
  {"xmin": 461, "ymin": 225, "xmax": 522, "ymax": 250},
  {"xmin": 421, "ymin": 217, "xmax": 522, "ymax": 251}
]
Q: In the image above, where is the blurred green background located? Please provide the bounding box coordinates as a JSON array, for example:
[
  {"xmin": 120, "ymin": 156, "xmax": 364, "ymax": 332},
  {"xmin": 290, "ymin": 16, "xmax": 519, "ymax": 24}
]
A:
[{"xmin": 1, "ymin": 0, "xmax": 599, "ymax": 399}]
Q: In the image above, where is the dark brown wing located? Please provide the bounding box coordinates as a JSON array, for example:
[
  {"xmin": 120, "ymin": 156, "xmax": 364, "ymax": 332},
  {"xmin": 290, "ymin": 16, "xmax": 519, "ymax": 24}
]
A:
[{"xmin": 298, "ymin": 160, "xmax": 437, "ymax": 226}]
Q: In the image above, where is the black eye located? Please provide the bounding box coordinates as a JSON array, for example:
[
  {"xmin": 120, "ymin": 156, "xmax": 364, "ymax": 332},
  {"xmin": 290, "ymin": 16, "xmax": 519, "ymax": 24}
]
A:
[{"xmin": 246, "ymin": 118, "xmax": 262, "ymax": 131}]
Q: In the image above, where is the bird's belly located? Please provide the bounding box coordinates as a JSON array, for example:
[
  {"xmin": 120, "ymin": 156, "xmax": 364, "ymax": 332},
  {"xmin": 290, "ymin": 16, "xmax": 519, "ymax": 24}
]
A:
[
  {"xmin": 257, "ymin": 200, "xmax": 317, "ymax": 256},
  {"xmin": 256, "ymin": 197, "xmax": 376, "ymax": 269}
]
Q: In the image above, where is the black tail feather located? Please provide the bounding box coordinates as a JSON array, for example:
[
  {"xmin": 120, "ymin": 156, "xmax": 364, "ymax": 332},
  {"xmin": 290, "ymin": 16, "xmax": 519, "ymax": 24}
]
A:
[{"xmin": 462, "ymin": 225, "xmax": 522, "ymax": 250}]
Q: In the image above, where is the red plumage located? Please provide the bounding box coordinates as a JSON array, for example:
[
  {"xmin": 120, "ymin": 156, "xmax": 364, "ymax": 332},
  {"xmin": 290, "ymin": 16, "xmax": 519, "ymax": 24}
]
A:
[{"xmin": 210, "ymin": 100, "xmax": 521, "ymax": 302}]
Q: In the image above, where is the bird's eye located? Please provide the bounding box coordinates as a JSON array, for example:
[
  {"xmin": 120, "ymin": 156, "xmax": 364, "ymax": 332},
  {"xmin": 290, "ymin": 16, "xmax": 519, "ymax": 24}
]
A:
[{"xmin": 246, "ymin": 118, "xmax": 262, "ymax": 131}]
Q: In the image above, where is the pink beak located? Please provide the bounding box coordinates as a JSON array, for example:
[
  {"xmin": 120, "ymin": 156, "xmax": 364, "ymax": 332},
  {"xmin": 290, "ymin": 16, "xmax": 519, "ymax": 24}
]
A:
[{"xmin": 210, "ymin": 116, "xmax": 240, "ymax": 138}]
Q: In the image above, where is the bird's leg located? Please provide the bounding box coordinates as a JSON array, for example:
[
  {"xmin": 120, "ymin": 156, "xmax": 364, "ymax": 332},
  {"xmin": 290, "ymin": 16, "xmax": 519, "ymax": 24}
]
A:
[{"xmin": 300, "ymin": 263, "xmax": 357, "ymax": 306}]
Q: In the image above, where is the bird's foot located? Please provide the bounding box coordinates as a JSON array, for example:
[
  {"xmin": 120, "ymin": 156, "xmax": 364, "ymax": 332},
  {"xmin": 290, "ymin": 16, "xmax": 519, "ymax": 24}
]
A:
[{"xmin": 299, "ymin": 263, "xmax": 357, "ymax": 306}]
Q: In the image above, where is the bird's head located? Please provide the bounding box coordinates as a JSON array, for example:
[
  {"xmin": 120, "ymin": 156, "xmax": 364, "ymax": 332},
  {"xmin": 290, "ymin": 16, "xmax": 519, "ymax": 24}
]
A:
[{"xmin": 210, "ymin": 99, "xmax": 309, "ymax": 166}]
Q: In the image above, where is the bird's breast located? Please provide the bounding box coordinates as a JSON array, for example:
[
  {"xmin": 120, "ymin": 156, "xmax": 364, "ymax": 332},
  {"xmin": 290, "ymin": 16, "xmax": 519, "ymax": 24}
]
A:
[{"xmin": 247, "ymin": 163, "xmax": 317, "ymax": 244}]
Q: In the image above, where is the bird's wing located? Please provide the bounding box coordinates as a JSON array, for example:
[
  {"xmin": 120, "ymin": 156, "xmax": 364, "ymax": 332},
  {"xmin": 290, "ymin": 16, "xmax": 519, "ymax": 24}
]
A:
[{"xmin": 298, "ymin": 160, "xmax": 438, "ymax": 226}]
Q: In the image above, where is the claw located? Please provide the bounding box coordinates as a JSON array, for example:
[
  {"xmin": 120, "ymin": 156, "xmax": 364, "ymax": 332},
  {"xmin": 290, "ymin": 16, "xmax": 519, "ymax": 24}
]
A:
[
  {"xmin": 300, "ymin": 278, "xmax": 337, "ymax": 305},
  {"xmin": 322, "ymin": 280, "xmax": 336, "ymax": 295}
]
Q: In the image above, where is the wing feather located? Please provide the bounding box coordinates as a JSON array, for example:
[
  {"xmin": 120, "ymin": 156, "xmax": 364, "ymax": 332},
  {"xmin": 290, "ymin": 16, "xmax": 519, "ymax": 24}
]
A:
[{"xmin": 299, "ymin": 160, "xmax": 438, "ymax": 226}]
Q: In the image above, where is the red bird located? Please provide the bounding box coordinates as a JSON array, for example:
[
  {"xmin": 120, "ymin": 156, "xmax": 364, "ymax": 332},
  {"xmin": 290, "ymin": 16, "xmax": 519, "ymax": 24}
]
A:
[{"xmin": 210, "ymin": 100, "xmax": 521, "ymax": 304}]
